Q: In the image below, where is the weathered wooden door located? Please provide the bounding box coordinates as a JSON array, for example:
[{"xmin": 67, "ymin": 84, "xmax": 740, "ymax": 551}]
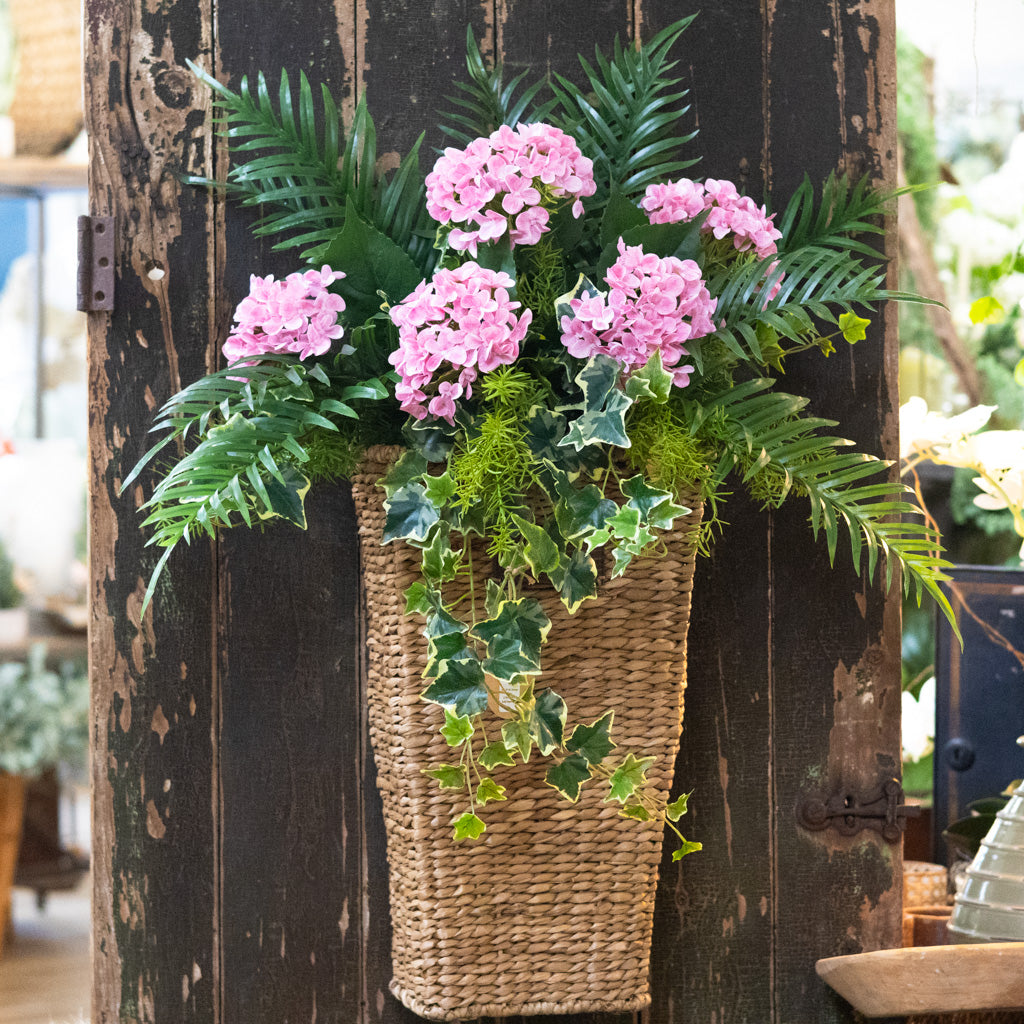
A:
[{"xmin": 85, "ymin": 2, "xmax": 902, "ymax": 1022}]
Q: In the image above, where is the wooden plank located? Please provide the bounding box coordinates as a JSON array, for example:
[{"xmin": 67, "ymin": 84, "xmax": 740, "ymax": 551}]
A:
[
  {"xmin": 767, "ymin": 3, "xmax": 902, "ymax": 1022},
  {"xmin": 635, "ymin": 6, "xmax": 776, "ymax": 1023},
  {"xmin": 211, "ymin": 5, "xmax": 365, "ymax": 1022},
  {"xmin": 85, "ymin": 2, "xmax": 220, "ymax": 1022}
]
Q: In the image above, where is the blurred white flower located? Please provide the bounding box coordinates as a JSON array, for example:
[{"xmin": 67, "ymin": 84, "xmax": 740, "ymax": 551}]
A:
[
  {"xmin": 899, "ymin": 396, "xmax": 995, "ymax": 459},
  {"xmin": 902, "ymin": 676, "xmax": 936, "ymax": 764}
]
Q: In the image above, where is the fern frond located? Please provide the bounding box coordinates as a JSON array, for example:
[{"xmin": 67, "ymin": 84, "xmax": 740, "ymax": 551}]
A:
[
  {"xmin": 185, "ymin": 62, "xmax": 436, "ymax": 271},
  {"xmin": 550, "ymin": 16, "xmax": 699, "ymax": 216},
  {"xmin": 693, "ymin": 382, "xmax": 956, "ymax": 626},
  {"xmin": 438, "ymin": 27, "xmax": 553, "ymax": 146}
]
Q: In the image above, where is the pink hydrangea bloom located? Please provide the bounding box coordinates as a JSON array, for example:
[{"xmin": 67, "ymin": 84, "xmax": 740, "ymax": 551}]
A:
[
  {"xmin": 425, "ymin": 122, "xmax": 596, "ymax": 256},
  {"xmin": 641, "ymin": 177, "xmax": 782, "ymax": 260},
  {"xmin": 223, "ymin": 266, "xmax": 346, "ymax": 362},
  {"xmin": 388, "ymin": 262, "xmax": 533, "ymax": 423},
  {"xmin": 559, "ymin": 239, "xmax": 717, "ymax": 387}
]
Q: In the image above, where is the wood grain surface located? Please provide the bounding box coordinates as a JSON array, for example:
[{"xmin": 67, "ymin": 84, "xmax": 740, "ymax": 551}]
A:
[{"xmin": 86, "ymin": 2, "xmax": 901, "ymax": 1022}]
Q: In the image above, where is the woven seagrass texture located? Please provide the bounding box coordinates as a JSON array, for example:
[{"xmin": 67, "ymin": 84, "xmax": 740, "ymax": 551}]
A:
[
  {"xmin": 352, "ymin": 445, "xmax": 703, "ymax": 1020},
  {"xmin": 903, "ymin": 860, "xmax": 949, "ymax": 907},
  {"xmin": 7, "ymin": 0, "xmax": 82, "ymax": 155}
]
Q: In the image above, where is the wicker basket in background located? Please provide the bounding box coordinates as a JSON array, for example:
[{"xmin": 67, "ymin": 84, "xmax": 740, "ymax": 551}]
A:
[
  {"xmin": 352, "ymin": 445, "xmax": 703, "ymax": 1020},
  {"xmin": 903, "ymin": 859, "xmax": 949, "ymax": 907},
  {"xmin": 7, "ymin": 0, "xmax": 82, "ymax": 156}
]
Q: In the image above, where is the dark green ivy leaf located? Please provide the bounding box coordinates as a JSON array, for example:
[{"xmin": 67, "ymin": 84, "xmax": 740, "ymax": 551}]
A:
[
  {"xmin": 473, "ymin": 598, "xmax": 552, "ymax": 678},
  {"xmin": 479, "ymin": 740, "xmax": 516, "ymax": 770},
  {"xmin": 421, "ymin": 521, "xmax": 461, "ymax": 583},
  {"xmin": 258, "ymin": 463, "xmax": 311, "ymax": 527},
  {"xmin": 554, "ymin": 483, "xmax": 617, "ymax": 542},
  {"xmin": 545, "ymin": 752, "xmax": 592, "ymax": 802},
  {"xmin": 559, "ymin": 357, "xmax": 634, "ymax": 451},
  {"xmin": 549, "ymin": 547, "xmax": 599, "ymax": 613},
  {"xmin": 381, "ymin": 449, "xmax": 428, "ymax": 496}
]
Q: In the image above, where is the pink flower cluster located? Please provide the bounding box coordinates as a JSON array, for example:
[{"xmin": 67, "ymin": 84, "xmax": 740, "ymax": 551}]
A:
[
  {"xmin": 425, "ymin": 122, "xmax": 596, "ymax": 256},
  {"xmin": 388, "ymin": 263, "xmax": 533, "ymax": 422},
  {"xmin": 641, "ymin": 177, "xmax": 782, "ymax": 259},
  {"xmin": 223, "ymin": 266, "xmax": 346, "ymax": 362},
  {"xmin": 560, "ymin": 240, "xmax": 717, "ymax": 387}
]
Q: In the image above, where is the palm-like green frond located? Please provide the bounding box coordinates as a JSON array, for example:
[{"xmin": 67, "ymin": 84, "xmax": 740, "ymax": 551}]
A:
[
  {"xmin": 691, "ymin": 381, "xmax": 955, "ymax": 621},
  {"xmin": 438, "ymin": 27, "xmax": 553, "ymax": 146},
  {"xmin": 124, "ymin": 356, "xmax": 389, "ymax": 610},
  {"xmin": 186, "ymin": 62, "xmax": 436, "ymax": 271},
  {"xmin": 550, "ymin": 16, "xmax": 700, "ymax": 214},
  {"xmin": 776, "ymin": 172, "xmax": 913, "ymax": 258}
]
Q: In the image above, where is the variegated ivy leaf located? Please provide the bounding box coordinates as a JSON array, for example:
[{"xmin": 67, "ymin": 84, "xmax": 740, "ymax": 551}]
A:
[
  {"xmin": 380, "ymin": 449, "xmax": 428, "ymax": 497},
  {"xmin": 423, "ymin": 470, "xmax": 457, "ymax": 505},
  {"xmin": 559, "ymin": 356, "xmax": 634, "ymax": 452},
  {"xmin": 502, "ymin": 719, "xmax": 534, "ymax": 763},
  {"xmin": 424, "ymin": 630, "xmax": 468, "ymax": 679},
  {"xmin": 624, "ymin": 350, "xmax": 673, "ymax": 404},
  {"xmin": 554, "ymin": 481, "xmax": 617, "ymax": 542},
  {"xmin": 666, "ymin": 791, "xmax": 693, "ymax": 822},
  {"xmin": 404, "ymin": 581, "xmax": 433, "ymax": 617},
  {"xmin": 672, "ymin": 839, "xmax": 703, "ymax": 861},
  {"xmin": 511, "ymin": 514, "xmax": 561, "ymax": 577},
  {"xmin": 424, "ymin": 604, "xmax": 465, "ymax": 641},
  {"xmin": 566, "ymin": 711, "xmax": 616, "ymax": 765},
  {"xmin": 423, "ymin": 764, "xmax": 466, "ymax": 789},
  {"xmin": 439, "ymin": 707, "xmax": 474, "ymax": 747},
  {"xmin": 473, "ymin": 598, "xmax": 552, "ymax": 681},
  {"xmin": 619, "ymin": 802, "xmax": 652, "ymax": 822},
  {"xmin": 475, "ymin": 778, "xmax": 507, "ymax": 805},
  {"xmin": 382, "ymin": 482, "xmax": 439, "ymax": 544},
  {"xmin": 606, "ymin": 753, "xmax": 657, "ymax": 803},
  {"xmin": 421, "ymin": 653, "xmax": 489, "ymax": 718},
  {"xmin": 530, "ymin": 688, "xmax": 567, "ymax": 755},
  {"xmin": 452, "ymin": 811, "xmax": 486, "ymax": 841},
  {"xmin": 549, "ymin": 547, "xmax": 599, "ymax": 613},
  {"xmin": 256, "ymin": 463, "xmax": 311, "ymax": 527},
  {"xmin": 621, "ymin": 475, "xmax": 689, "ymax": 530},
  {"xmin": 545, "ymin": 752, "xmax": 592, "ymax": 802},
  {"xmin": 479, "ymin": 740, "xmax": 516, "ymax": 770},
  {"xmin": 605, "ymin": 506, "xmax": 657, "ymax": 551},
  {"xmin": 483, "ymin": 578, "xmax": 505, "ymax": 618},
  {"xmin": 421, "ymin": 521, "xmax": 462, "ymax": 584}
]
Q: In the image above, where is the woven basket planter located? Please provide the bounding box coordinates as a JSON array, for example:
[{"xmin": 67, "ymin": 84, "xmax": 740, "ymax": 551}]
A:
[{"xmin": 351, "ymin": 445, "xmax": 702, "ymax": 1020}]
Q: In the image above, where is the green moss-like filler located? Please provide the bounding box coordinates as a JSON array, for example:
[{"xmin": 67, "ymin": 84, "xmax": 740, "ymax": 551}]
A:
[
  {"xmin": 301, "ymin": 429, "xmax": 365, "ymax": 482},
  {"xmin": 516, "ymin": 236, "xmax": 568, "ymax": 341},
  {"xmin": 627, "ymin": 398, "xmax": 713, "ymax": 498},
  {"xmin": 450, "ymin": 368, "xmax": 540, "ymax": 561}
]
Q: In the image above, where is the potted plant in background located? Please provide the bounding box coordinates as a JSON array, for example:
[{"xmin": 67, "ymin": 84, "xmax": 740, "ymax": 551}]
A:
[
  {"xmin": 125, "ymin": 18, "xmax": 956, "ymax": 1019},
  {"xmin": 0, "ymin": 644, "xmax": 88, "ymax": 958}
]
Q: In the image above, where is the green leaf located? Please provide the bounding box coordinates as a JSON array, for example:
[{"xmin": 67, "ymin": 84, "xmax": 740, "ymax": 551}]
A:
[
  {"xmin": 424, "ymin": 630, "xmax": 468, "ymax": 677},
  {"xmin": 483, "ymin": 578, "xmax": 505, "ymax": 618},
  {"xmin": 382, "ymin": 482, "xmax": 440, "ymax": 544},
  {"xmin": 452, "ymin": 811, "xmax": 486, "ymax": 841},
  {"xmin": 566, "ymin": 711, "xmax": 616, "ymax": 765},
  {"xmin": 624, "ymin": 349, "xmax": 673, "ymax": 403},
  {"xmin": 258, "ymin": 463, "xmax": 311, "ymax": 526},
  {"xmin": 554, "ymin": 483, "xmax": 617, "ymax": 542},
  {"xmin": 321, "ymin": 200, "xmax": 425, "ymax": 322},
  {"xmin": 439, "ymin": 707, "xmax": 474, "ymax": 747},
  {"xmin": 838, "ymin": 310, "xmax": 870, "ymax": 343},
  {"xmin": 421, "ymin": 655, "xmax": 489, "ymax": 717},
  {"xmin": 474, "ymin": 237, "xmax": 516, "ymax": 278},
  {"xmin": 423, "ymin": 470, "xmax": 458, "ymax": 505},
  {"xmin": 550, "ymin": 547, "xmax": 599, "ymax": 612},
  {"xmin": 423, "ymin": 764, "xmax": 466, "ymax": 790},
  {"xmin": 530, "ymin": 688, "xmax": 567, "ymax": 755},
  {"xmin": 475, "ymin": 778, "xmax": 507, "ymax": 805},
  {"xmin": 671, "ymin": 839, "xmax": 703, "ymax": 860},
  {"xmin": 606, "ymin": 752, "xmax": 657, "ymax": 803},
  {"xmin": 381, "ymin": 450, "xmax": 428, "ymax": 496},
  {"xmin": 559, "ymin": 357, "xmax": 634, "ymax": 451},
  {"xmin": 511, "ymin": 514, "xmax": 561, "ymax": 577},
  {"xmin": 666, "ymin": 791, "xmax": 692, "ymax": 822},
  {"xmin": 545, "ymin": 752, "xmax": 592, "ymax": 802},
  {"xmin": 502, "ymin": 719, "xmax": 534, "ymax": 762},
  {"xmin": 404, "ymin": 581, "xmax": 433, "ymax": 617},
  {"xmin": 599, "ymin": 189, "xmax": 648, "ymax": 249},
  {"xmin": 619, "ymin": 802, "xmax": 652, "ymax": 822},
  {"xmin": 473, "ymin": 598, "xmax": 552, "ymax": 678},
  {"xmin": 969, "ymin": 295, "xmax": 1005, "ymax": 325},
  {"xmin": 479, "ymin": 740, "xmax": 516, "ymax": 770},
  {"xmin": 421, "ymin": 521, "xmax": 461, "ymax": 583}
]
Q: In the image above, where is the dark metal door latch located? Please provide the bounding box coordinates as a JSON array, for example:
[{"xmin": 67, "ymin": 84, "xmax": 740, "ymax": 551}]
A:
[{"xmin": 797, "ymin": 778, "xmax": 920, "ymax": 843}]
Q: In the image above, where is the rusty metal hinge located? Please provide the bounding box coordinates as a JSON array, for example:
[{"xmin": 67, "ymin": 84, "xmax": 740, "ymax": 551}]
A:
[
  {"xmin": 77, "ymin": 215, "xmax": 114, "ymax": 312},
  {"xmin": 797, "ymin": 778, "xmax": 920, "ymax": 843}
]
